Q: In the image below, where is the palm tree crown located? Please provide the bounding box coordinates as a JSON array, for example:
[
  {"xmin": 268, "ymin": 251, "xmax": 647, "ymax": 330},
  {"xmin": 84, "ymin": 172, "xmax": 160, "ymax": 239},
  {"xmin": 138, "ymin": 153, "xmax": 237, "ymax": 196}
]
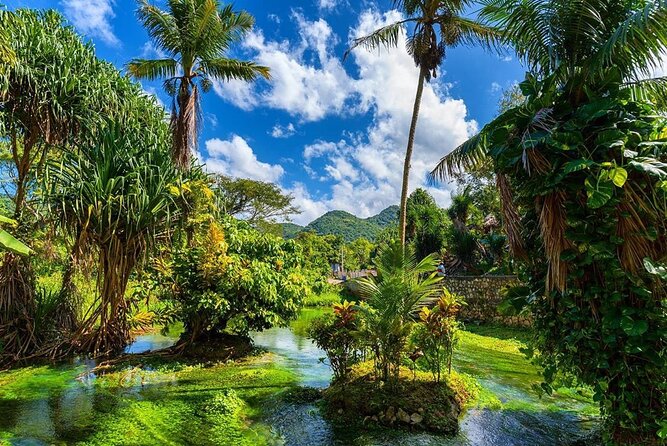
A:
[
  {"xmin": 434, "ymin": 0, "xmax": 667, "ymax": 179},
  {"xmin": 347, "ymin": 0, "xmax": 497, "ymax": 247},
  {"xmin": 128, "ymin": 0, "xmax": 270, "ymax": 169}
]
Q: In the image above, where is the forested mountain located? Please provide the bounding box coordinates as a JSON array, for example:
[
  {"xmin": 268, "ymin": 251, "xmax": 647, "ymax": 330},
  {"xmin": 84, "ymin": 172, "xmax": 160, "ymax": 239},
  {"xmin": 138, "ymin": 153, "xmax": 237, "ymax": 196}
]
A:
[{"xmin": 282, "ymin": 206, "xmax": 398, "ymax": 241}]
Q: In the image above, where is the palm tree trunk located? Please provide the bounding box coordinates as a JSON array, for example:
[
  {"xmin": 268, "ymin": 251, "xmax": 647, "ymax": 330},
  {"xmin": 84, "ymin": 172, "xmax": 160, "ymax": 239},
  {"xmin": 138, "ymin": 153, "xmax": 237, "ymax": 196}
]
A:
[{"xmin": 399, "ymin": 66, "xmax": 427, "ymax": 247}]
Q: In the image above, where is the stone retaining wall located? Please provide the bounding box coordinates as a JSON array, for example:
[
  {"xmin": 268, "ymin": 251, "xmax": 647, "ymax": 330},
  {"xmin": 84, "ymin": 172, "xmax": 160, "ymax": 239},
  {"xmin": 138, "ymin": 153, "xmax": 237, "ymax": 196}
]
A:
[{"xmin": 442, "ymin": 275, "xmax": 529, "ymax": 326}]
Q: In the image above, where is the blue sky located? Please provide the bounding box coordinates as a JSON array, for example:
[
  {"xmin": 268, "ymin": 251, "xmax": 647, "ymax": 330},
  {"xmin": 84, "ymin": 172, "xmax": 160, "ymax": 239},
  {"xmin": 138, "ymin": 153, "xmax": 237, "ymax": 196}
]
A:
[{"xmin": 7, "ymin": 0, "xmax": 527, "ymax": 224}]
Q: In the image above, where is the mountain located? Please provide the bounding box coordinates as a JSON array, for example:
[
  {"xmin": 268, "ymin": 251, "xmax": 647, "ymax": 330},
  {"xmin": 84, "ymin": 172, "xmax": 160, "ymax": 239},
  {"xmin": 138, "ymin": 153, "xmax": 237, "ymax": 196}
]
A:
[
  {"xmin": 280, "ymin": 222, "xmax": 304, "ymax": 239},
  {"xmin": 281, "ymin": 206, "xmax": 398, "ymax": 242}
]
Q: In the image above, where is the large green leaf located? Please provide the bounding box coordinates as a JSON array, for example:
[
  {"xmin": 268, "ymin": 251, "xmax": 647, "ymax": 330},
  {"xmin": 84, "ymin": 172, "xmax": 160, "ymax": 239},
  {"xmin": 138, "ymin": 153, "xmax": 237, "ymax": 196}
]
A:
[
  {"xmin": 0, "ymin": 229, "xmax": 30, "ymax": 255},
  {"xmin": 620, "ymin": 316, "xmax": 649, "ymax": 337},
  {"xmin": 608, "ymin": 167, "xmax": 628, "ymax": 187},
  {"xmin": 585, "ymin": 177, "xmax": 614, "ymax": 209}
]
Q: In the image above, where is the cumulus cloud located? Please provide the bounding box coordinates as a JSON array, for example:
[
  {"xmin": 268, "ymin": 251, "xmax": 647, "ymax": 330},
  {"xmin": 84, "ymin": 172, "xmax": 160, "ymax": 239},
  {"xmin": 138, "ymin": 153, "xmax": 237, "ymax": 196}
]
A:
[
  {"xmin": 61, "ymin": 0, "xmax": 119, "ymax": 46},
  {"xmin": 214, "ymin": 12, "xmax": 357, "ymax": 121},
  {"xmin": 203, "ymin": 136, "xmax": 285, "ymax": 183},
  {"xmin": 318, "ymin": 0, "xmax": 339, "ymax": 11},
  {"xmin": 271, "ymin": 123, "xmax": 296, "ymax": 138}
]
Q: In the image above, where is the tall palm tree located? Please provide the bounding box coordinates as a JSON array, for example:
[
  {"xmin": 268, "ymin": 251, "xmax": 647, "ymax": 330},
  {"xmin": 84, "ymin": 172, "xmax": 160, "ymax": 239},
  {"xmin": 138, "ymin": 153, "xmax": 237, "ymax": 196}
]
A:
[
  {"xmin": 128, "ymin": 0, "xmax": 271, "ymax": 169},
  {"xmin": 346, "ymin": 0, "xmax": 497, "ymax": 248}
]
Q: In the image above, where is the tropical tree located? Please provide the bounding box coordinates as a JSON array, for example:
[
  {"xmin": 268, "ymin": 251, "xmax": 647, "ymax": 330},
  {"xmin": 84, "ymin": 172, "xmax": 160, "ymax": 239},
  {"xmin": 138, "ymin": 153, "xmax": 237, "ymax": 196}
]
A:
[
  {"xmin": 432, "ymin": 0, "xmax": 667, "ymax": 442},
  {"xmin": 0, "ymin": 9, "xmax": 130, "ymax": 360},
  {"xmin": 346, "ymin": 0, "xmax": 497, "ymax": 247},
  {"xmin": 128, "ymin": 0, "xmax": 270, "ymax": 169},
  {"xmin": 356, "ymin": 242, "xmax": 442, "ymax": 383},
  {"xmin": 161, "ymin": 217, "xmax": 309, "ymax": 347},
  {"xmin": 213, "ymin": 175, "xmax": 300, "ymax": 228},
  {"xmin": 46, "ymin": 108, "xmax": 180, "ymax": 355}
]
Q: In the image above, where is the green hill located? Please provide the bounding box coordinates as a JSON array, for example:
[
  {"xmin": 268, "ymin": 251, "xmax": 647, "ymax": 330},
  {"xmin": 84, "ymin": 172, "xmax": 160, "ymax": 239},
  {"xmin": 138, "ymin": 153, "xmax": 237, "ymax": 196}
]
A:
[
  {"xmin": 281, "ymin": 206, "xmax": 398, "ymax": 242},
  {"xmin": 280, "ymin": 222, "xmax": 304, "ymax": 239}
]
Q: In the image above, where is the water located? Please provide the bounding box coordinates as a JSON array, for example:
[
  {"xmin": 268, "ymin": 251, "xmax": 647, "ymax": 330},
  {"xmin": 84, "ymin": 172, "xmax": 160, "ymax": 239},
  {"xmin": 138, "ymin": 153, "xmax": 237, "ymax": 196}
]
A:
[
  {"xmin": 254, "ymin": 310, "xmax": 600, "ymax": 446},
  {"xmin": 0, "ymin": 311, "xmax": 599, "ymax": 445}
]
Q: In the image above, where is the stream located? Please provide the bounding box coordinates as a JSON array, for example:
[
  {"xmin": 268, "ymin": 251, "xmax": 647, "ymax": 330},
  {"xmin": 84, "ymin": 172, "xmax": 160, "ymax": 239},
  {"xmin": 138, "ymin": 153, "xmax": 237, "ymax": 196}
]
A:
[{"xmin": 0, "ymin": 308, "xmax": 599, "ymax": 445}]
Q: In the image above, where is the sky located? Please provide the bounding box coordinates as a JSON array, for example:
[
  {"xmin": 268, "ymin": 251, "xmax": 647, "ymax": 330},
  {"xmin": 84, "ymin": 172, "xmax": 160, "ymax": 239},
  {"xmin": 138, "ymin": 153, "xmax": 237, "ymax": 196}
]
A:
[{"xmin": 6, "ymin": 0, "xmax": 531, "ymax": 225}]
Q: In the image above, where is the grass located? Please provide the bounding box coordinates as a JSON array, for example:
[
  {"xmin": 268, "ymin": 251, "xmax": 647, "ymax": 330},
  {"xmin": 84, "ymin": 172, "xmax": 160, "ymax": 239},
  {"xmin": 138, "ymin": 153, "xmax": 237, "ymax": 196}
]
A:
[
  {"xmin": 303, "ymin": 289, "xmax": 343, "ymax": 307},
  {"xmin": 0, "ymin": 353, "xmax": 298, "ymax": 446},
  {"xmin": 454, "ymin": 326, "xmax": 598, "ymax": 416}
]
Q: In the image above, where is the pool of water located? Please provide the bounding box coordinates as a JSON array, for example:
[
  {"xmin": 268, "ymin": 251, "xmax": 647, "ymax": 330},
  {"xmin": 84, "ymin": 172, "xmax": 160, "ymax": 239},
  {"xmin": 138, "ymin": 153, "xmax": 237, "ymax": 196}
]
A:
[{"xmin": 0, "ymin": 310, "xmax": 599, "ymax": 445}]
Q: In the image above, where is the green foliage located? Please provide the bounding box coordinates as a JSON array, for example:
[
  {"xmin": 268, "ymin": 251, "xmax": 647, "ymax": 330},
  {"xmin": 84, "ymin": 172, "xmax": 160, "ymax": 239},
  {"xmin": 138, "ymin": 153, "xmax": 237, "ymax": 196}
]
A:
[
  {"xmin": 410, "ymin": 290, "xmax": 464, "ymax": 382},
  {"xmin": 405, "ymin": 189, "xmax": 449, "ymax": 260},
  {"xmin": 0, "ymin": 215, "xmax": 29, "ymax": 256},
  {"xmin": 355, "ymin": 242, "xmax": 443, "ymax": 383},
  {"xmin": 213, "ymin": 175, "xmax": 300, "ymax": 230},
  {"xmin": 162, "ymin": 217, "xmax": 310, "ymax": 342},
  {"xmin": 433, "ymin": 2, "xmax": 667, "ymax": 439},
  {"xmin": 343, "ymin": 237, "xmax": 374, "ymax": 271},
  {"xmin": 308, "ymin": 301, "xmax": 363, "ymax": 381}
]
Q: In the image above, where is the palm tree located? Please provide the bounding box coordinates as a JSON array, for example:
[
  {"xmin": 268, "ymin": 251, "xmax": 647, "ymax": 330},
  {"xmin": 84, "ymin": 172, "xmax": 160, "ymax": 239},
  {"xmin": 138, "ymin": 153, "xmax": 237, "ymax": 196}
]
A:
[
  {"xmin": 128, "ymin": 0, "xmax": 270, "ymax": 169},
  {"xmin": 434, "ymin": 0, "xmax": 667, "ymax": 182},
  {"xmin": 355, "ymin": 241, "xmax": 442, "ymax": 382},
  {"xmin": 346, "ymin": 0, "xmax": 497, "ymax": 248}
]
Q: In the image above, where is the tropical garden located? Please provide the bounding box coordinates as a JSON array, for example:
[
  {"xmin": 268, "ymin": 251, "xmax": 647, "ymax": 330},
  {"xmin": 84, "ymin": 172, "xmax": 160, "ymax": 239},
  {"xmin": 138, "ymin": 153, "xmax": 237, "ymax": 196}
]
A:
[{"xmin": 0, "ymin": 0, "xmax": 665, "ymax": 445}]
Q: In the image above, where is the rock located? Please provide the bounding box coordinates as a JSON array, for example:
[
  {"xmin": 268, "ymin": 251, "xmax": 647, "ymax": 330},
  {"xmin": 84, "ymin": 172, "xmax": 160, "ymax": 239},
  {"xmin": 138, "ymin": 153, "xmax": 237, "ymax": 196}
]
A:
[
  {"xmin": 417, "ymin": 407, "xmax": 425, "ymax": 414},
  {"xmin": 385, "ymin": 406, "xmax": 396, "ymax": 419},
  {"xmin": 410, "ymin": 413, "xmax": 423, "ymax": 424},
  {"xmin": 337, "ymin": 408, "xmax": 343, "ymax": 415},
  {"xmin": 397, "ymin": 408, "xmax": 411, "ymax": 424}
]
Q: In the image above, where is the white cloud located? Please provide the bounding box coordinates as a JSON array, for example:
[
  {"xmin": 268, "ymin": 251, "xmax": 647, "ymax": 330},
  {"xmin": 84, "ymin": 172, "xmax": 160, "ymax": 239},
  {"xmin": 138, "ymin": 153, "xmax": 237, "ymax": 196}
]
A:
[
  {"xmin": 652, "ymin": 54, "xmax": 667, "ymax": 77},
  {"xmin": 271, "ymin": 123, "xmax": 296, "ymax": 138},
  {"xmin": 61, "ymin": 0, "xmax": 119, "ymax": 46},
  {"xmin": 214, "ymin": 12, "xmax": 357, "ymax": 121},
  {"xmin": 318, "ymin": 0, "xmax": 339, "ymax": 11},
  {"xmin": 491, "ymin": 82, "xmax": 502, "ymax": 93},
  {"xmin": 203, "ymin": 136, "xmax": 284, "ymax": 183}
]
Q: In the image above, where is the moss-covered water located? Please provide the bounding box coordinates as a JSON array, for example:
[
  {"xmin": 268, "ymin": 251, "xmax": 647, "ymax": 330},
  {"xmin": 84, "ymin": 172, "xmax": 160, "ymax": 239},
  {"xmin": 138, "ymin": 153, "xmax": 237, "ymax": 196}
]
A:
[{"xmin": 0, "ymin": 309, "xmax": 599, "ymax": 445}]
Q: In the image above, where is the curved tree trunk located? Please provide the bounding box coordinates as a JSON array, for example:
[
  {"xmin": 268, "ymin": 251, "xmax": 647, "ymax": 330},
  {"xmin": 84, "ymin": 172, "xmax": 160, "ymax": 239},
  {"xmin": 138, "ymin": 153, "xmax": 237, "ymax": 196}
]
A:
[{"xmin": 399, "ymin": 66, "xmax": 427, "ymax": 247}]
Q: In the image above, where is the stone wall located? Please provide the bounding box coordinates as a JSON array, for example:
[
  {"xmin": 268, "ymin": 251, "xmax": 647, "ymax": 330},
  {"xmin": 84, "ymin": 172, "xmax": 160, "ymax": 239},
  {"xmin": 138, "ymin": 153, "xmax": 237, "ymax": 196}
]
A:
[{"xmin": 442, "ymin": 275, "xmax": 529, "ymax": 326}]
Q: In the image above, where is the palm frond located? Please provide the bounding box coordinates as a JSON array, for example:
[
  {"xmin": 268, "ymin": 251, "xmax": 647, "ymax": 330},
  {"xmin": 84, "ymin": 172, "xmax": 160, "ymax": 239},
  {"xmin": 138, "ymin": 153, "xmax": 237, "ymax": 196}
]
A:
[
  {"xmin": 127, "ymin": 58, "xmax": 178, "ymax": 81},
  {"xmin": 344, "ymin": 20, "xmax": 412, "ymax": 60},
  {"xmin": 431, "ymin": 132, "xmax": 489, "ymax": 181},
  {"xmin": 200, "ymin": 58, "xmax": 270, "ymax": 81},
  {"xmin": 624, "ymin": 76, "xmax": 667, "ymax": 111},
  {"xmin": 594, "ymin": 0, "xmax": 667, "ymax": 80},
  {"xmin": 137, "ymin": 0, "xmax": 180, "ymax": 55}
]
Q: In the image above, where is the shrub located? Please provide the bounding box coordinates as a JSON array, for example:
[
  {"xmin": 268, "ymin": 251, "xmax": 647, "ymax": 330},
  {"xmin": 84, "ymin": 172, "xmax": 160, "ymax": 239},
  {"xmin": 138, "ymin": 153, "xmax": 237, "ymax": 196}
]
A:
[
  {"xmin": 308, "ymin": 301, "xmax": 362, "ymax": 381},
  {"xmin": 163, "ymin": 217, "xmax": 310, "ymax": 345},
  {"xmin": 410, "ymin": 290, "xmax": 464, "ymax": 382}
]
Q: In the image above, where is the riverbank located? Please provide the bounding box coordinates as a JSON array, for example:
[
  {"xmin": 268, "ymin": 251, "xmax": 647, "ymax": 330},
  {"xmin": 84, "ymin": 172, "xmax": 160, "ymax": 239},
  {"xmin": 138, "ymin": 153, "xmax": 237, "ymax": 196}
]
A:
[{"xmin": 0, "ymin": 308, "xmax": 599, "ymax": 445}]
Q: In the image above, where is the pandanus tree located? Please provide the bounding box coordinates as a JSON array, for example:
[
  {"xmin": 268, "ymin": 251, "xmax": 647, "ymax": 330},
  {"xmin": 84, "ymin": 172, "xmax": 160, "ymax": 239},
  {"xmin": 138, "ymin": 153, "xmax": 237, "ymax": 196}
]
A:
[
  {"xmin": 0, "ymin": 9, "xmax": 126, "ymax": 359},
  {"xmin": 46, "ymin": 101, "xmax": 181, "ymax": 355},
  {"xmin": 128, "ymin": 0, "xmax": 270, "ymax": 169},
  {"xmin": 432, "ymin": 0, "xmax": 667, "ymax": 442},
  {"xmin": 346, "ymin": 0, "xmax": 497, "ymax": 247}
]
